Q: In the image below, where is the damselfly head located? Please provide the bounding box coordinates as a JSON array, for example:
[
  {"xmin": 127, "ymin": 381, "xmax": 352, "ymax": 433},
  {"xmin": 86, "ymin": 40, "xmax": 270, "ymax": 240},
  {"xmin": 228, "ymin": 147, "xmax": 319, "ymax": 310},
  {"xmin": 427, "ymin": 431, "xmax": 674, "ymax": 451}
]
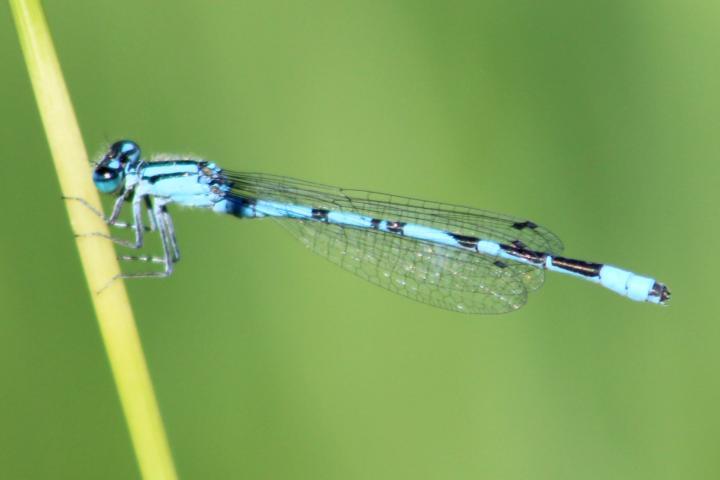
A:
[{"xmin": 93, "ymin": 140, "xmax": 140, "ymax": 194}]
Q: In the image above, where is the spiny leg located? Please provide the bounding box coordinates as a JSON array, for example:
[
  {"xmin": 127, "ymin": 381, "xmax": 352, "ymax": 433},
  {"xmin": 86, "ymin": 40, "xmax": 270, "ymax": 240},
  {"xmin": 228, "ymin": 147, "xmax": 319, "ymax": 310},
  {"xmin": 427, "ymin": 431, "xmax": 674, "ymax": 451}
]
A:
[
  {"xmin": 63, "ymin": 196, "xmax": 138, "ymax": 230},
  {"xmin": 82, "ymin": 193, "xmax": 153, "ymax": 248},
  {"xmin": 144, "ymin": 196, "xmax": 157, "ymax": 231},
  {"xmin": 115, "ymin": 200, "xmax": 175, "ymax": 278},
  {"xmin": 118, "ymin": 254, "xmax": 166, "ymax": 264},
  {"xmin": 160, "ymin": 204, "xmax": 181, "ymax": 263},
  {"xmin": 64, "ymin": 191, "xmax": 153, "ymax": 247},
  {"xmin": 99, "ymin": 202, "xmax": 176, "ymax": 292},
  {"xmin": 117, "ymin": 204, "xmax": 173, "ymax": 268},
  {"xmin": 129, "ymin": 193, "xmax": 147, "ymax": 248}
]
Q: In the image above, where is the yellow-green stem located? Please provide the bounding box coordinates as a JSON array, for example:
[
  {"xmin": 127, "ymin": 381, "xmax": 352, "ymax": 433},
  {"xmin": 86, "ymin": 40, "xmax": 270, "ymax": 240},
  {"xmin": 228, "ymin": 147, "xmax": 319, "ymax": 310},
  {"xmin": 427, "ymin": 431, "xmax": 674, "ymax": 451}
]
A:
[{"xmin": 10, "ymin": 1, "xmax": 178, "ymax": 478}]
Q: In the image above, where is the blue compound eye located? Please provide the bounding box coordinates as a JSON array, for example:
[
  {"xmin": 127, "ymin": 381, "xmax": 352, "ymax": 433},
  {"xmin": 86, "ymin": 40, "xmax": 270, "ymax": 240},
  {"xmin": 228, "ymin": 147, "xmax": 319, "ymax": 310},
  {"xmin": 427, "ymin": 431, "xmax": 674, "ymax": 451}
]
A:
[
  {"xmin": 111, "ymin": 140, "xmax": 141, "ymax": 164},
  {"xmin": 92, "ymin": 140, "xmax": 140, "ymax": 194},
  {"xmin": 93, "ymin": 165, "xmax": 124, "ymax": 193}
]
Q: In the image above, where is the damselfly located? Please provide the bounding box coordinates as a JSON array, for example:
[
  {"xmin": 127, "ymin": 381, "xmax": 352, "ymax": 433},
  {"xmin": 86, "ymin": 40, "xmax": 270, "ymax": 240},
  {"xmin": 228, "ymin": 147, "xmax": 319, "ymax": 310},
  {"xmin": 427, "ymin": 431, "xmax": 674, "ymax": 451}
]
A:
[{"xmin": 72, "ymin": 140, "xmax": 670, "ymax": 313}]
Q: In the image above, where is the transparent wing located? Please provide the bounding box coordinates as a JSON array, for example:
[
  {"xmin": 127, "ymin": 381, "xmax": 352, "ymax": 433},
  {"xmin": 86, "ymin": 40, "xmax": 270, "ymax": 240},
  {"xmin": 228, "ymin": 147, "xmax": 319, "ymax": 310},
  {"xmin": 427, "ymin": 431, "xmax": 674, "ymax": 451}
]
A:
[
  {"xmin": 225, "ymin": 172, "xmax": 561, "ymax": 313},
  {"xmin": 226, "ymin": 173, "xmax": 564, "ymax": 254},
  {"xmin": 278, "ymin": 218, "xmax": 527, "ymax": 313}
]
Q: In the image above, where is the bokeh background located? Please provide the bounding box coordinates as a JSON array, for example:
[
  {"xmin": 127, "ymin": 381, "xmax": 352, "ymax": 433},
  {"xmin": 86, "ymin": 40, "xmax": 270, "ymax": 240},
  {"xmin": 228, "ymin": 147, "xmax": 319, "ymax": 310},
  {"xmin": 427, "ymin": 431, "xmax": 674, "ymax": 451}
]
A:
[{"xmin": 2, "ymin": 1, "xmax": 719, "ymax": 478}]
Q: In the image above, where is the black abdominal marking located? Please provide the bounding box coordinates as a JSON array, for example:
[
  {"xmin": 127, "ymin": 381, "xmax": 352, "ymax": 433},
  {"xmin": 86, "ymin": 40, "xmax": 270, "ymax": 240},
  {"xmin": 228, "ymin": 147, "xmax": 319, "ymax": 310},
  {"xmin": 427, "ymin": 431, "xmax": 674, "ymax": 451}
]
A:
[
  {"xmin": 387, "ymin": 221, "xmax": 406, "ymax": 234},
  {"xmin": 311, "ymin": 208, "xmax": 330, "ymax": 221},
  {"xmin": 449, "ymin": 233, "xmax": 480, "ymax": 249}
]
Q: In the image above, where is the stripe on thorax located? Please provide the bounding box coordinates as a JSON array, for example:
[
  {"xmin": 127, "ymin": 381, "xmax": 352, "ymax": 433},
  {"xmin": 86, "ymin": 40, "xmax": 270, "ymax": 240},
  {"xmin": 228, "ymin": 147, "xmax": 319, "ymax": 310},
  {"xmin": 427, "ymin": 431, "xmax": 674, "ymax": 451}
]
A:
[{"xmin": 142, "ymin": 161, "xmax": 202, "ymax": 184}]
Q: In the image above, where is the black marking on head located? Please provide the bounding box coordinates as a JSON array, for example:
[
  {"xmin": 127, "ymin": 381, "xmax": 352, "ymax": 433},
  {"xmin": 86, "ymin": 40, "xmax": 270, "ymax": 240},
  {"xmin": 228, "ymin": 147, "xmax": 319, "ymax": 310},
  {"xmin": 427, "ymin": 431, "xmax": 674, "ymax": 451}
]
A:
[
  {"xmin": 494, "ymin": 260, "xmax": 508, "ymax": 269},
  {"xmin": 512, "ymin": 240, "xmax": 527, "ymax": 249},
  {"xmin": 449, "ymin": 233, "xmax": 480, "ymax": 249},
  {"xmin": 108, "ymin": 140, "xmax": 140, "ymax": 165},
  {"xmin": 312, "ymin": 208, "xmax": 330, "ymax": 221},
  {"xmin": 512, "ymin": 220, "xmax": 538, "ymax": 230},
  {"xmin": 551, "ymin": 256, "xmax": 602, "ymax": 277},
  {"xmin": 370, "ymin": 218, "xmax": 381, "ymax": 229},
  {"xmin": 500, "ymin": 243, "xmax": 546, "ymax": 265},
  {"xmin": 387, "ymin": 221, "xmax": 406, "ymax": 234}
]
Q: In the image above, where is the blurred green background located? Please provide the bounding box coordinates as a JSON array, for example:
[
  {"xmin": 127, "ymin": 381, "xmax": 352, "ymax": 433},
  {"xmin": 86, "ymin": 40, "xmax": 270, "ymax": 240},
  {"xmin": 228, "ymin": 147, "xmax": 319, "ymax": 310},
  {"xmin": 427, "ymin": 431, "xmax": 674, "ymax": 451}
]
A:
[{"xmin": 2, "ymin": 0, "xmax": 719, "ymax": 478}]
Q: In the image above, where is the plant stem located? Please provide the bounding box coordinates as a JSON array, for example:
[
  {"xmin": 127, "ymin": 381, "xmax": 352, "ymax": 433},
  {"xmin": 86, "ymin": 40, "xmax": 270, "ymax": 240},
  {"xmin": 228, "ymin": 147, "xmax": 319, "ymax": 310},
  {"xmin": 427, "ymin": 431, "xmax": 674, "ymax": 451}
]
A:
[{"xmin": 10, "ymin": 1, "xmax": 178, "ymax": 478}]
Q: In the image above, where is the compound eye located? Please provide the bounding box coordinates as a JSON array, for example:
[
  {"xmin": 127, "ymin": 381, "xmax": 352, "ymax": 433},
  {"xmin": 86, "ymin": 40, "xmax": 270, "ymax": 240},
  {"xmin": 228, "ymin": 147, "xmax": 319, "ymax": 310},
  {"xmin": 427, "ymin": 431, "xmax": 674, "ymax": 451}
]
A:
[
  {"xmin": 110, "ymin": 139, "xmax": 141, "ymax": 164},
  {"xmin": 93, "ymin": 166, "xmax": 123, "ymax": 193}
]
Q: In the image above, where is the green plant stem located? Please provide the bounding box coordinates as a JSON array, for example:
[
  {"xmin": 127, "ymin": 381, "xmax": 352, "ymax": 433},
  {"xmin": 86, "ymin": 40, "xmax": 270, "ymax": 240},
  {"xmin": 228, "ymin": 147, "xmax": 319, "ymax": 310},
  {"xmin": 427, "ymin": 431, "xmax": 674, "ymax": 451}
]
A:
[{"xmin": 10, "ymin": 1, "xmax": 178, "ymax": 478}]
